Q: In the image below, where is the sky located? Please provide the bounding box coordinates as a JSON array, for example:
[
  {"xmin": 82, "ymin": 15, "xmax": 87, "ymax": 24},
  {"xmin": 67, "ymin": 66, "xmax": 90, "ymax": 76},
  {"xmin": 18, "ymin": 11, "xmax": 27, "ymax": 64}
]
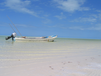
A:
[{"xmin": 0, "ymin": 0, "xmax": 101, "ymax": 39}]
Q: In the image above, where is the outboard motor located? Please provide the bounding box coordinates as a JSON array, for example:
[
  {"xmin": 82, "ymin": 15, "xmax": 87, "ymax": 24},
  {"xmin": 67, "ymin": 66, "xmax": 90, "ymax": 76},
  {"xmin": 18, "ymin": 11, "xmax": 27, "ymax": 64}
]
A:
[
  {"xmin": 5, "ymin": 33, "xmax": 16, "ymax": 41},
  {"xmin": 5, "ymin": 36, "xmax": 12, "ymax": 40}
]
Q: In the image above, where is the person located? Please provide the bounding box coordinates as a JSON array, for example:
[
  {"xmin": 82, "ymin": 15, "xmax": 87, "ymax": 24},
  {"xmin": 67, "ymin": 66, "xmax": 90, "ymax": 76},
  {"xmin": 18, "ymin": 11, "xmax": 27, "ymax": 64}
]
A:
[
  {"xmin": 11, "ymin": 32, "xmax": 16, "ymax": 41},
  {"xmin": 5, "ymin": 32, "xmax": 16, "ymax": 41}
]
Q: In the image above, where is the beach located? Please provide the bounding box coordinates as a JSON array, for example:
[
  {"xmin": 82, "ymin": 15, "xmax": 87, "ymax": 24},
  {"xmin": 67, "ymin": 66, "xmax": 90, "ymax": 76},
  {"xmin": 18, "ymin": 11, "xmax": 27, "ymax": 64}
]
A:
[{"xmin": 0, "ymin": 36, "xmax": 101, "ymax": 76}]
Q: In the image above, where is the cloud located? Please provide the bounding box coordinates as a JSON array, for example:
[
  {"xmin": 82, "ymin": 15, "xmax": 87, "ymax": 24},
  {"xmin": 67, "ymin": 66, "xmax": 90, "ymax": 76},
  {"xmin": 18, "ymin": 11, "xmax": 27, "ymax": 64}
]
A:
[
  {"xmin": 53, "ymin": 0, "xmax": 89, "ymax": 12},
  {"xmin": 0, "ymin": 9, "xmax": 5, "ymax": 11},
  {"xmin": 87, "ymin": 23, "xmax": 101, "ymax": 30},
  {"xmin": 55, "ymin": 12, "xmax": 66, "ymax": 19},
  {"xmin": 4, "ymin": 0, "xmax": 37, "ymax": 17},
  {"xmin": 42, "ymin": 19, "xmax": 52, "ymax": 24},
  {"xmin": 96, "ymin": 10, "xmax": 101, "ymax": 13},
  {"xmin": 69, "ymin": 23, "xmax": 101, "ymax": 31},
  {"xmin": 69, "ymin": 26, "xmax": 84, "ymax": 30},
  {"xmin": 15, "ymin": 24, "xmax": 28, "ymax": 27},
  {"xmin": 98, "ymin": 14, "xmax": 101, "ymax": 20},
  {"xmin": 71, "ymin": 17, "xmax": 97, "ymax": 22}
]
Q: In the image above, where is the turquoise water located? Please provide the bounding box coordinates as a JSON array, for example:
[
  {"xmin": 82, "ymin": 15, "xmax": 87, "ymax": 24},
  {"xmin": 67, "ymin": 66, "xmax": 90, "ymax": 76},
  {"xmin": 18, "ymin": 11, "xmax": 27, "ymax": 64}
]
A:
[{"xmin": 0, "ymin": 36, "xmax": 101, "ymax": 49}]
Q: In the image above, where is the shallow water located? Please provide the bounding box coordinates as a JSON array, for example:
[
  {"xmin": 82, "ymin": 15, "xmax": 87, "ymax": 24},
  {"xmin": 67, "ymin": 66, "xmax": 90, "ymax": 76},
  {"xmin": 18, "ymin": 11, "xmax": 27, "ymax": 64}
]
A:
[
  {"xmin": 0, "ymin": 36, "xmax": 101, "ymax": 62},
  {"xmin": 0, "ymin": 36, "xmax": 101, "ymax": 76}
]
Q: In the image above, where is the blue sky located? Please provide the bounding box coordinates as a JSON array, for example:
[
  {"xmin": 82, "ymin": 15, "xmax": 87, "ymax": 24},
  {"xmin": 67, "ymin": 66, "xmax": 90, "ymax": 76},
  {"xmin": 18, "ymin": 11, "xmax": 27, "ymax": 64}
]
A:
[{"xmin": 0, "ymin": 0, "xmax": 101, "ymax": 39}]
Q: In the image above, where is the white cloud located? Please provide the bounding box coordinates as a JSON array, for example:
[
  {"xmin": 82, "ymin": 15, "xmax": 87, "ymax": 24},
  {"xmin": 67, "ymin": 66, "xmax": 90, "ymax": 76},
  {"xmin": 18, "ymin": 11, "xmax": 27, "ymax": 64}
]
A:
[
  {"xmin": 53, "ymin": 0, "xmax": 89, "ymax": 12},
  {"xmin": 96, "ymin": 10, "xmax": 101, "ymax": 13},
  {"xmin": 69, "ymin": 26, "xmax": 84, "ymax": 30},
  {"xmin": 42, "ymin": 19, "xmax": 52, "ymax": 24},
  {"xmin": 88, "ymin": 27, "xmax": 101, "ymax": 30},
  {"xmin": 4, "ymin": 0, "xmax": 37, "ymax": 17},
  {"xmin": 0, "ymin": 9, "xmax": 5, "ymax": 11},
  {"xmin": 15, "ymin": 24, "xmax": 28, "ymax": 27},
  {"xmin": 33, "ymin": 0, "xmax": 39, "ymax": 1},
  {"xmin": 71, "ymin": 17, "xmax": 97, "ymax": 22},
  {"xmin": 98, "ymin": 14, "xmax": 101, "ymax": 20},
  {"xmin": 87, "ymin": 23, "xmax": 101, "ymax": 30},
  {"xmin": 69, "ymin": 23, "xmax": 101, "ymax": 31},
  {"xmin": 55, "ymin": 12, "xmax": 66, "ymax": 19}
]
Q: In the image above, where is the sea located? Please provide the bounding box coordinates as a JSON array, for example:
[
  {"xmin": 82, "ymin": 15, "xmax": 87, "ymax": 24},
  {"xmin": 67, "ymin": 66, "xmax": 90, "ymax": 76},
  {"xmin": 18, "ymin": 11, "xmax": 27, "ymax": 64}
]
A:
[
  {"xmin": 0, "ymin": 35, "xmax": 101, "ymax": 62},
  {"xmin": 0, "ymin": 35, "xmax": 101, "ymax": 51},
  {"xmin": 0, "ymin": 36, "xmax": 101, "ymax": 76}
]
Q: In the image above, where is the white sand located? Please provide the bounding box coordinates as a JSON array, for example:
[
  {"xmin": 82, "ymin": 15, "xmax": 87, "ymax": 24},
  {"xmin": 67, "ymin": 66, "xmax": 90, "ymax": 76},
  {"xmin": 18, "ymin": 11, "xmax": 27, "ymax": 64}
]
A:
[{"xmin": 0, "ymin": 39, "xmax": 101, "ymax": 76}]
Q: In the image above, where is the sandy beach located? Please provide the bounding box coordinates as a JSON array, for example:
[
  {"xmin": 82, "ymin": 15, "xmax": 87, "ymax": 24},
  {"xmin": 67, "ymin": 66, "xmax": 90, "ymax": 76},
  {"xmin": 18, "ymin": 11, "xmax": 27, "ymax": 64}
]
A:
[{"xmin": 0, "ymin": 37, "xmax": 101, "ymax": 76}]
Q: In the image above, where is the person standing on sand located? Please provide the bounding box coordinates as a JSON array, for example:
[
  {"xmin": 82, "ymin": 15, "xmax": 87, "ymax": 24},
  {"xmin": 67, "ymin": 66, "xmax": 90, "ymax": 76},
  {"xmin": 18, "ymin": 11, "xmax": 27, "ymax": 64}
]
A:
[{"xmin": 5, "ymin": 32, "xmax": 16, "ymax": 41}]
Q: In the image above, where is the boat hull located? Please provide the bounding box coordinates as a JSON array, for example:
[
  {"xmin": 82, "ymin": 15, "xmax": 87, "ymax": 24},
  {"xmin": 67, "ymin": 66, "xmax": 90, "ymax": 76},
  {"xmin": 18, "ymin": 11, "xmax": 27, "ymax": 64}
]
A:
[{"xmin": 15, "ymin": 35, "xmax": 57, "ymax": 42}]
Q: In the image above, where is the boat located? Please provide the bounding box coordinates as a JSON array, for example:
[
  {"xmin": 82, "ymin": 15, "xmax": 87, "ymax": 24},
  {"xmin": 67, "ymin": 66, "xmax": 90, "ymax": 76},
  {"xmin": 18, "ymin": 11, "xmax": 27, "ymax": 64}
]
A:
[
  {"xmin": 6, "ymin": 16, "xmax": 57, "ymax": 42},
  {"xmin": 15, "ymin": 35, "xmax": 57, "ymax": 42}
]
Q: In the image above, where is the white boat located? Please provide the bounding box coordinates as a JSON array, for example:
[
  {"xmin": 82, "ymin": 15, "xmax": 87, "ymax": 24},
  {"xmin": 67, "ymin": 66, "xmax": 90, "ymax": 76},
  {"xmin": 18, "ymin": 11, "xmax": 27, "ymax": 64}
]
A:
[
  {"xmin": 15, "ymin": 35, "xmax": 57, "ymax": 42},
  {"xmin": 6, "ymin": 16, "xmax": 57, "ymax": 42}
]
